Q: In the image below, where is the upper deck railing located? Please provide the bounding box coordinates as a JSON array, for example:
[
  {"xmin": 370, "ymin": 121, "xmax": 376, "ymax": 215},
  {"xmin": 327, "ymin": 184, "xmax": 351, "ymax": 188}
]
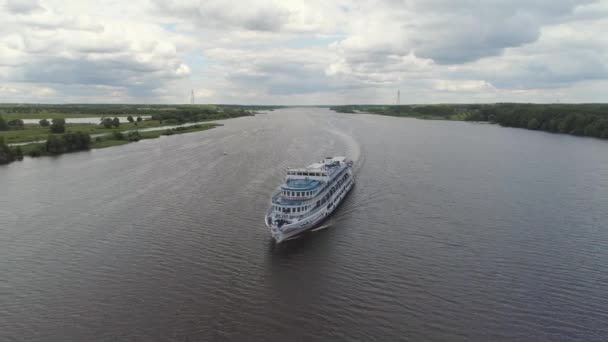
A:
[
  {"xmin": 272, "ymin": 177, "xmax": 353, "ymax": 222},
  {"xmin": 271, "ymin": 166, "xmax": 350, "ymax": 207}
]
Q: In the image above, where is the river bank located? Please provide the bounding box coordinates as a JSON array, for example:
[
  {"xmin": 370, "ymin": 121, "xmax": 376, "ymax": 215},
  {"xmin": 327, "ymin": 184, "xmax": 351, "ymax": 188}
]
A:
[
  {"xmin": 88, "ymin": 123, "xmax": 220, "ymax": 149},
  {"xmin": 1, "ymin": 120, "xmax": 174, "ymax": 145},
  {"xmin": 1, "ymin": 123, "xmax": 219, "ymax": 165},
  {"xmin": 330, "ymin": 103, "xmax": 608, "ymax": 139},
  {"xmin": 0, "ymin": 103, "xmax": 280, "ymax": 121},
  {"xmin": 0, "ymin": 103, "xmax": 274, "ymax": 165}
]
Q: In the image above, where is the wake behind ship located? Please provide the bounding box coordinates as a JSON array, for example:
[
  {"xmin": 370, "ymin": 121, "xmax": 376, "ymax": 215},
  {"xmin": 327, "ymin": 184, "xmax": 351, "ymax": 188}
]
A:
[{"xmin": 265, "ymin": 156, "xmax": 355, "ymax": 243}]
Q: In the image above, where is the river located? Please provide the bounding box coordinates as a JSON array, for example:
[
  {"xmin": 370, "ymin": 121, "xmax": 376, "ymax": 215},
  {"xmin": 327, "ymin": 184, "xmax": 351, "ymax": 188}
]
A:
[{"xmin": 1, "ymin": 107, "xmax": 607, "ymax": 341}]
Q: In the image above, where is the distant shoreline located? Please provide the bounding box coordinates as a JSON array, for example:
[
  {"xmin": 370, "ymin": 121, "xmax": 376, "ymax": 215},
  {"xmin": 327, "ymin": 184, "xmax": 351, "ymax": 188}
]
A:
[
  {"xmin": 330, "ymin": 104, "xmax": 608, "ymax": 140},
  {"xmin": 0, "ymin": 104, "xmax": 280, "ymax": 166},
  {"xmin": 0, "ymin": 123, "xmax": 220, "ymax": 166}
]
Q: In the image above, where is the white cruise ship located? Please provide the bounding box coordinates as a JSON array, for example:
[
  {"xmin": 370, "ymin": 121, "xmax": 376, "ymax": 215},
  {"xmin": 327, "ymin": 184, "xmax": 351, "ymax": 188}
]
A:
[{"xmin": 265, "ymin": 156, "xmax": 355, "ymax": 243}]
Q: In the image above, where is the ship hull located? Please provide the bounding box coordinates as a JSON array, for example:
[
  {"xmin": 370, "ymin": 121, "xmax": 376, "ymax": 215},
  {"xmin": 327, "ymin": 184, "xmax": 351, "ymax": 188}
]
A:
[{"xmin": 266, "ymin": 180, "xmax": 354, "ymax": 243}]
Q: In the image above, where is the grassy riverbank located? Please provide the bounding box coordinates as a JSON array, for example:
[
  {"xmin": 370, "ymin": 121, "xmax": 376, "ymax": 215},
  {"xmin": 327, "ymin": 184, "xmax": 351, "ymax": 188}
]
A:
[
  {"xmin": 0, "ymin": 102, "xmax": 274, "ymax": 144},
  {"xmin": 91, "ymin": 123, "xmax": 221, "ymax": 149},
  {"xmin": 14, "ymin": 123, "xmax": 219, "ymax": 159},
  {"xmin": 1, "ymin": 112, "xmax": 118, "ymax": 120},
  {"xmin": 0, "ymin": 103, "xmax": 276, "ymax": 165},
  {"xmin": 330, "ymin": 104, "xmax": 608, "ymax": 139},
  {"xmin": 0, "ymin": 120, "xmax": 171, "ymax": 144}
]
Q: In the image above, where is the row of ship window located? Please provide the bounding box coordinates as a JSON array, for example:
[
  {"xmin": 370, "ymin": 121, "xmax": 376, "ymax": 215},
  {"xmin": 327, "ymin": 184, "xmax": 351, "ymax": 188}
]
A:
[
  {"xmin": 282, "ymin": 190, "xmax": 314, "ymax": 197},
  {"xmin": 287, "ymin": 171, "xmax": 327, "ymax": 177},
  {"xmin": 315, "ymin": 173, "xmax": 350, "ymax": 208},
  {"xmin": 274, "ymin": 205, "xmax": 310, "ymax": 213},
  {"xmin": 276, "ymin": 173, "xmax": 351, "ymax": 215}
]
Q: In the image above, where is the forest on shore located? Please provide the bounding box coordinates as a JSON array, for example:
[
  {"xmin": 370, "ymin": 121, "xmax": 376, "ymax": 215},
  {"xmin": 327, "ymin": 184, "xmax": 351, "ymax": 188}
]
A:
[{"xmin": 330, "ymin": 103, "xmax": 608, "ymax": 139}]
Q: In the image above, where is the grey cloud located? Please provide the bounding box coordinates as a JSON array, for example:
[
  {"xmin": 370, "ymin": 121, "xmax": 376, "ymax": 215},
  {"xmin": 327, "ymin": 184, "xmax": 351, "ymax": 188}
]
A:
[
  {"xmin": 340, "ymin": 0, "xmax": 596, "ymax": 65},
  {"xmin": 1, "ymin": 0, "xmax": 606, "ymax": 104},
  {"xmin": 16, "ymin": 56, "xmax": 186, "ymax": 97},
  {"xmin": 0, "ymin": 1, "xmax": 190, "ymax": 101},
  {"xmin": 228, "ymin": 7, "xmax": 288, "ymax": 31},
  {"xmin": 227, "ymin": 60, "xmax": 359, "ymax": 95},
  {"xmin": 75, "ymin": 43, "xmax": 130, "ymax": 54},
  {"xmin": 435, "ymin": 47, "xmax": 608, "ymax": 91},
  {"xmin": 152, "ymin": 0, "xmax": 289, "ymax": 32},
  {"xmin": 413, "ymin": 11, "xmax": 541, "ymax": 64},
  {"xmin": 495, "ymin": 54, "xmax": 608, "ymax": 89},
  {"xmin": 4, "ymin": 0, "xmax": 43, "ymax": 14}
]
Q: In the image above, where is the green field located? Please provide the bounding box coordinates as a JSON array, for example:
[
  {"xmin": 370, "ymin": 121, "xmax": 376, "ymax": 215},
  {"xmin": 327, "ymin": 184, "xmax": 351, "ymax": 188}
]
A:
[
  {"xmin": 0, "ymin": 103, "xmax": 265, "ymax": 144},
  {"xmin": 0, "ymin": 112, "xmax": 135, "ymax": 120},
  {"xmin": 13, "ymin": 123, "xmax": 220, "ymax": 159},
  {"xmin": 1, "ymin": 103, "xmax": 260, "ymax": 165},
  {"xmin": 90, "ymin": 123, "xmax": 220, "ymax": 149},
  {"xmin": 0, "ymin": 125, "xmax": 54, "ymax": 144},
  {"xmin": 0, "ymin": 120, "xmax": 195, "ymax": 144}
]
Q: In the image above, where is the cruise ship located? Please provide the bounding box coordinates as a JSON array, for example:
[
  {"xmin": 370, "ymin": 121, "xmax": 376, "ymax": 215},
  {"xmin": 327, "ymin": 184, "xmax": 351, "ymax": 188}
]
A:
[{"xmin": 265, "ymin": 156, "xmax": 355, "ymax": 243}]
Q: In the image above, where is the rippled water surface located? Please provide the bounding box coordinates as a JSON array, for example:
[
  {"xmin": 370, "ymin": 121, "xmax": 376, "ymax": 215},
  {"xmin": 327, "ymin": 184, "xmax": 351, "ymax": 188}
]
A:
[{"xmin": 2, "ymin": 108, "xmax": 608, "ymax": 341}]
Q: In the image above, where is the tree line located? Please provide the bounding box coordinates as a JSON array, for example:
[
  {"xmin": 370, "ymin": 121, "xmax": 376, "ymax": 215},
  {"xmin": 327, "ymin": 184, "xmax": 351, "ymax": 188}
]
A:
[
  {"xmin": 45, "ymin": 132, "xmax": 92, "ymax": 154},
  {"xmin": 1, "ymin": 131, "xmax": 92, "ymax": 165},
  {"xmin": 330, "ymin": 104, "xmax": 608, "ymax": 139},
  {"xmin": 0, "ymin": 137, "xmax": 23, "ymax": 165},
  {"xmin": 1, "ymin": 104, "xmax": 260, "ymax": 127},
  {"xmin": 149, "ymin": 107, "xmax": 254, "ymax": 124},
  {"xmin": 37, "ymin": 118, "xmax": 68, "ymax": 133},
  {"xmin": 0, "ymin": 104, "xmax": 280, "ymax": 116},
  {"xmin": 0, "ymin": 115, "xmax": 25, "ymax": 130},
  {"xmin": 465, "ymin": 104, "xmax": 608, "ymax": 138},
  {"xmin": 2, "ymin": 114, "xmax": 145, "ymax": 134}
]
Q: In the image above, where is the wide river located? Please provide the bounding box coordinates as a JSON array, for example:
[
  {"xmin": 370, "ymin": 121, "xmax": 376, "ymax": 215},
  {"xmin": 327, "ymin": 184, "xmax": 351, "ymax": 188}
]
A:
[{"xmin": 2, "ymin": 108, "xmax": 608, "ymax": 341}]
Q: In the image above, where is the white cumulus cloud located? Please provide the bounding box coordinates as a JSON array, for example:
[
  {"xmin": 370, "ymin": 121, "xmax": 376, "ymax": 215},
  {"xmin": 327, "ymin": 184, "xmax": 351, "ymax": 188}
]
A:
[{"xmin": 0, "ymin": 0, "xmax": 606, "ymax": 103}]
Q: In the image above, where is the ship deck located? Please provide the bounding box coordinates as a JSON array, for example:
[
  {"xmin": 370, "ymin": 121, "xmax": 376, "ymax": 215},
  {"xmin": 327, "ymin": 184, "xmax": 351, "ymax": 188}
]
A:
[{"xmin": 281, "ymin": 179, "xmax": 322, "ymax": 191}]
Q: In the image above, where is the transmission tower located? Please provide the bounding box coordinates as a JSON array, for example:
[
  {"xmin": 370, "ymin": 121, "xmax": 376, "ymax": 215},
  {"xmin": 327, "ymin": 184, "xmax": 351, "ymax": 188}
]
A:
[
  {"xmin": 396, "ymin": 89, "xmax": 400, "ymax": 105},
  {"xmin": 190, "ymin": 89, "xmax": 195, "ymax": 105}
]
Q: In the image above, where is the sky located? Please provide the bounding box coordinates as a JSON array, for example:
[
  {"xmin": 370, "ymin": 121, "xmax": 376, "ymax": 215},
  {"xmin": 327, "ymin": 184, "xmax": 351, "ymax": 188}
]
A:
[{"xmin": 0, "ymin": 0, "xmax": 607, "ymax": 104}]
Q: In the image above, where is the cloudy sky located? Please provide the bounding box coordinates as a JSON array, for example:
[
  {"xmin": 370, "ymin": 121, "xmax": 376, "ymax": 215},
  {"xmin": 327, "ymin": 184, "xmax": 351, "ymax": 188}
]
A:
[{"xmin": 0, "ymin": 0, "xmax": 607, "ymax": 104}]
